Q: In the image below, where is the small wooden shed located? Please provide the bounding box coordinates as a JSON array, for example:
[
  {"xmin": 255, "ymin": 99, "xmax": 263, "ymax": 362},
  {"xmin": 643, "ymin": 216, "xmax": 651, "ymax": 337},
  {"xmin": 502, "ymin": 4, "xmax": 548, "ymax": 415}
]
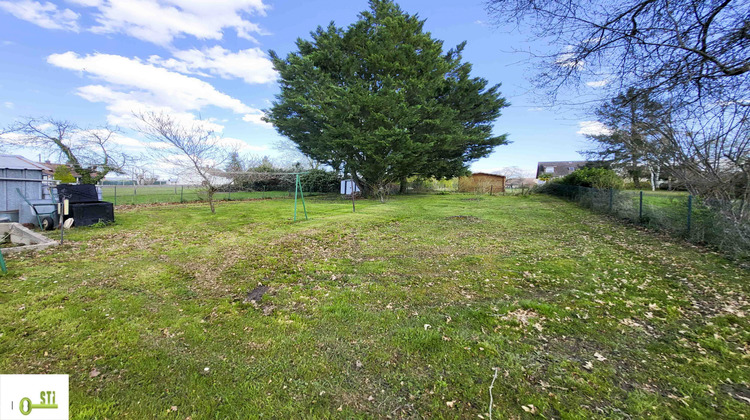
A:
[{"xmin": 458, "ymin": 172, "xmax": 506, "ymax": 193}]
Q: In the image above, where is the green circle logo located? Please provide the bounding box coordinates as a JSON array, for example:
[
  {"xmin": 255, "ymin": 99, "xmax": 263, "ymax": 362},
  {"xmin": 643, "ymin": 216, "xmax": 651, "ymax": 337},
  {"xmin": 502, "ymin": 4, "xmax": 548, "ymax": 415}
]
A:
[{"xmin": 19, "ymin": 397, "xmax": 32, "ymax": 415}]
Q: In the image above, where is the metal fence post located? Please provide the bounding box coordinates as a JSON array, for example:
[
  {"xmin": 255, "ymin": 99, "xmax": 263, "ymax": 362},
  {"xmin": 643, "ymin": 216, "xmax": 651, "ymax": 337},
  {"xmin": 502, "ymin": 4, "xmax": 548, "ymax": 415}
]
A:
[
  {"xmin": 639, "ymin": 190, "xmax": 643, "ymax": 221},
  {"xmin": 687, "ymin": 195, "xmax": 693, "ymax": 236},
  {"xmin": 180, "ymin": 186, "xmax": 184, "ymax": 203}
]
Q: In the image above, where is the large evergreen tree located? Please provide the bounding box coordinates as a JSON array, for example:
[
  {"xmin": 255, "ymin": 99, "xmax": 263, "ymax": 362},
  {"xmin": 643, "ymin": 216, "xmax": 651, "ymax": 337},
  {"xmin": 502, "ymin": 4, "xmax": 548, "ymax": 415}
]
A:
[
  {"xmin": 584, "ymin": 89, "xmax": 672, "ymax": 189},
  {"xmin": 264, "ymin": 0, "xmax": 508, "ymax": 199}
]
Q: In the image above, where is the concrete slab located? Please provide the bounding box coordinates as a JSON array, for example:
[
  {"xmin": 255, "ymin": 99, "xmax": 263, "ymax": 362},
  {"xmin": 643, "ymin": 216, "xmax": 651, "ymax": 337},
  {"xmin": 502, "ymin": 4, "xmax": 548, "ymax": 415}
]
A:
[{"xmin": 0, "ymin": 223, "xmax": 57, "ymax": 254}]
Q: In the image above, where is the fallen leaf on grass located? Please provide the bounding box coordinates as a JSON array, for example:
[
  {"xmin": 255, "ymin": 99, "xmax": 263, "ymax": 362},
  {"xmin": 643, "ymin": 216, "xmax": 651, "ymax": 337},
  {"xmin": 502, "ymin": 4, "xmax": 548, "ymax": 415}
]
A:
[
  {"xmin": 583, "ymin": 361, "xmax": 593, "ymax": 370},
  {"xmin": 594, "ymin": 352, "xmax": 607, "ymax": 361},
  {"xmin": 521, "ymin": 404, "xmax": 537, "ymax": 413},
  {"xmin": 446, "ymin": 400, "xmax": 456, "ymax": 408}
]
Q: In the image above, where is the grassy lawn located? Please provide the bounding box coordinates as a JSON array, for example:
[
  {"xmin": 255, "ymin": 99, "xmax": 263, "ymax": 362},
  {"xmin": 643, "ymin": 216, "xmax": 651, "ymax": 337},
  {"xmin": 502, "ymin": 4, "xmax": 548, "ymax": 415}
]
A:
[{"xmin": 1, "ymin": 194, "xmax": 748, "ymax": 418}]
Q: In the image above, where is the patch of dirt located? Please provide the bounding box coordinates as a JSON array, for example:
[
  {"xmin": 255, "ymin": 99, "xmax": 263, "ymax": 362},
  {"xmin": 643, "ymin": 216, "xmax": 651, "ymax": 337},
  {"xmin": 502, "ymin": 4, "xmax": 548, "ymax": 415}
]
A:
[
  {"xmin": 244, "ymin": 285, "xmax": 269, "ymax": 303},
  {"xmin": 721, "ymin": 383, "xmax": 750, "ymax": 405},
  {"xmin": 445, "ymin": 215, "xmax": 482, "ymax": 222},
  {"xmin": 499, "ymin": 308, "xmax": 542, "ymax": 326}
]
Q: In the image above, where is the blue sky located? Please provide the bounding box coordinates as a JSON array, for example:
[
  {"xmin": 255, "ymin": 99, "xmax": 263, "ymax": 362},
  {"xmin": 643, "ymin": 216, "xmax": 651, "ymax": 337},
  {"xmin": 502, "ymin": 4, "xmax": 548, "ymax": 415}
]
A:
[{"xmin": 0, "ymin": 0, "xmax": 608, "ymax": 178}]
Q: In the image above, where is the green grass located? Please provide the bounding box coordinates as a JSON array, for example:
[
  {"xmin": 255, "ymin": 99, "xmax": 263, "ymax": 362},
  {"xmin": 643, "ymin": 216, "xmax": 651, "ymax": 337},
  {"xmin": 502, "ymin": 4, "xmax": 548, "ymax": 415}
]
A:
[
  {"xmin": 99, "ymin": 185, "xmax": 290, "ymax": 205},
  {"xmin": 1, "ymin": 194, "xmax": 748, "ymax": 418}
]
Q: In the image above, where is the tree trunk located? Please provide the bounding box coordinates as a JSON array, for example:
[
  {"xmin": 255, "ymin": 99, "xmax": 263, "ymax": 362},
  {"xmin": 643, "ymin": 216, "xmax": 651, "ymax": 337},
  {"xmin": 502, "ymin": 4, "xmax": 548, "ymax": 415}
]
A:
[
  {"xmin": 649, "ymin": 167, "xmax": 655, "ymax": 191},
  {"xmin": 351, "ymin": 172, "xmax": 370, "ymax": 198},
  {"xmin": 399, "ymin": 178, "xmax": 407, "ymax": 194},
  {"xmin": 631, "ymin": 156, "xmax": 640, "ymax": 188},
  {"xmin": 208, "ymin": 190, "xmax": 216, "ymax": 214}
]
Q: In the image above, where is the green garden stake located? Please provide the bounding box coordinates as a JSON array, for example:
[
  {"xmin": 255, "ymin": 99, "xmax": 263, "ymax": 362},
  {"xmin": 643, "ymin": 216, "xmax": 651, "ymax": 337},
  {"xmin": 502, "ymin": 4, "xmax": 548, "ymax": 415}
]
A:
[
  {"xmin": 0, "ymin": 251, "xmax": 7, "ymax": 274},
  {"xmin": 609, "ymin": 188, "xmax": 614, "ymax": 212},
  {"xmin": 114, "ymin": 185, "xmax": 117, "ymax": 206},
  {"xmin": 298, "ymin": 174, "xmax": 308, "ymax": 220},
  {"xmin": 293, "ymin": 173, "xmax": 308, "ymax": 221}
]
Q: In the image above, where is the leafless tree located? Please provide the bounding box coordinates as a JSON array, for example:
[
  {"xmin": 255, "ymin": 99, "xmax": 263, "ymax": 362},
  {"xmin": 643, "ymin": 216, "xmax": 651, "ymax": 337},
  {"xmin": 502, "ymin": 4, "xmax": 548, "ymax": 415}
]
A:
[
  {"xmin": 127, "ymin": 164, "xmax": 159, "ymax": 185},
  {"xmin": 496, "ymin": 166, "xmax": 532, "ymax": 179},
  {"xmin": 2, "ymin": 117, "xmax": 128, "ymax": 184},
  {"xmin": 273, "ymin": 138, "xmax": 322, "ymax": 170},
  {"xmin": 488, "ymin": 0, "xmax": 749, "ymax": 213},
  {"xmin": 486, "ymin": 0, "xmax": 749, "ymax": 106},
  {"xmin": 134, "ymin": 111, "xmax": 230, "ymax": 213},
  {"xmin": 659, "ymin": 102, "xmax": 750, "ymax": 216}
]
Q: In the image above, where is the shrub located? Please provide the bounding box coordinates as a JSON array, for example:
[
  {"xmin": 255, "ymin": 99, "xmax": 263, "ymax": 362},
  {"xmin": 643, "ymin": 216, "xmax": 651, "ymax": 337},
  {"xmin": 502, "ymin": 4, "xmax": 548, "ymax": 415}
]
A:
[
  {"xmin": 300, "ymin": 169, "xmax": 340, "ymax": 193},
  {"xmin": 53, "ymin": 165, "xmax": 76, "ymax": 183},
  {"xmin": 558, "ymin": 167, "xmax": 623, "ymax": 189},
  {"xmin": 623, "ymin": 181, "xmax": 652, "ymax": 190}
]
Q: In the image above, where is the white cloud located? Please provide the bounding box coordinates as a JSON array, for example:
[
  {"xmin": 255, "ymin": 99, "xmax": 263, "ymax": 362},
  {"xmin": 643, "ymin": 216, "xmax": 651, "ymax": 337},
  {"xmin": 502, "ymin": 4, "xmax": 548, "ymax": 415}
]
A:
[
  {"xmin": 0, "ymin": 0, "xmax": 79, "ymax": 31},
  {"xmin": 586, "ymin": 79, "xmax": 609, "ymax": 88},
  {"xmin": 577, "ymin": 121, "xmax": 612, "ymax": 136},
  {"xmin": 47, "ymin": 51, "xmax": 269, "ymax": 128},
  {"xmin": 3, "ymin": 101, "xmax": 13, "ymax": 109},
  {"xmin": 555, "ymin": 52, "xmax": 584, "ymax": 69},
  {"xmin": 218, "ymin": 137, "xmax": 268, "ymax": 152},
  {"xmin": 77, "ymin": 0, "xmax": 268, "ymax": 46},
  {"xmin": 555, "ymin": 46, "xmax": 584, "ymax": 69},
  {"xmin": 242, "ymin": 111, "xmax": 272, "ymax": 128},
  {"xmin": 148, "ymin": 46, "xmax": 277, "ymax": 84}
]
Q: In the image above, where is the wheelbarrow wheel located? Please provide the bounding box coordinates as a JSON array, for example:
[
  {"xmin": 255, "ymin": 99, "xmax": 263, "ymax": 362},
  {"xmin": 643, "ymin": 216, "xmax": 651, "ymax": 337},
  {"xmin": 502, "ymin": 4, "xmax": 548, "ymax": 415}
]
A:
[{"xmin": 41, "ymin": 216, "xmax": 55, "ymax": 231}]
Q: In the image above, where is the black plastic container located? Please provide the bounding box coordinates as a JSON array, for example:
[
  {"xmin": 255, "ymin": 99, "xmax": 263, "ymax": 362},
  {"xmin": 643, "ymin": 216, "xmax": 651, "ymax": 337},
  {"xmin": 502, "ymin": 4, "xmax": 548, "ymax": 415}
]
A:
[{"xmin": 56, "ymin": 184, "xmax": 114, "ymax": 226}]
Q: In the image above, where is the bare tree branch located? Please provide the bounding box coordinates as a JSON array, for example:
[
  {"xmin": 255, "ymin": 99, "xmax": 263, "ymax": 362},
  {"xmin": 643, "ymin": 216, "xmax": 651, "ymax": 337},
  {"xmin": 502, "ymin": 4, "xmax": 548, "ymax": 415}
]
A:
[{"xmin": 134, "ymin": 111, "xmax": 230, "ymax": 213}]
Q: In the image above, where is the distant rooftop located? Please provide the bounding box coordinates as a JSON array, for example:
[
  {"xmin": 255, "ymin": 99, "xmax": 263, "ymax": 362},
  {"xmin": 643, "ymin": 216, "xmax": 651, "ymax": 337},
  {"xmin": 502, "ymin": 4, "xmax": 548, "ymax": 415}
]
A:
[{"xmin": 0, "ymin": 154, "xmax": 45, "ymax": 170}]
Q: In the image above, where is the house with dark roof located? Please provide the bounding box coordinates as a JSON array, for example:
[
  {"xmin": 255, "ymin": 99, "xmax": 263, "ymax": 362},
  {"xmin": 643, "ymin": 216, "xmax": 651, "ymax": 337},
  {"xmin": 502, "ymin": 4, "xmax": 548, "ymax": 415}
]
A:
[
  {"xmin": 536, "ymin": 161, "xmax": 588, "ymax": 179},
  {"xmin": 17, "ymin": 159, "xmax": 99, "ymax": 183}
]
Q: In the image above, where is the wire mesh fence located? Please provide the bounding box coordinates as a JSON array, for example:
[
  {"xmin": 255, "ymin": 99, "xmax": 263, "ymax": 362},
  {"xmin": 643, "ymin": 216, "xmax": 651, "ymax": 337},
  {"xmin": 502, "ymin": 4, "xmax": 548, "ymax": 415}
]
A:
[
  {"xmin": 540, "ymin": 183, "xmax": 750, "ymax": 263},
  {"xmin": 99, "ymin": 185, "xmax": 297, "ymax": 206}
]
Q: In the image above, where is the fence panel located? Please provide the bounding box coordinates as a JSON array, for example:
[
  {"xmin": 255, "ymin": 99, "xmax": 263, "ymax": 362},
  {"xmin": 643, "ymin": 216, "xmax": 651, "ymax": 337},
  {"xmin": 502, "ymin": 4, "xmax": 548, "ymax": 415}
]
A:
[
  {"xmin": 540, "ymin": 183, "xmax": 749, "ymax": 263},
  {"xmin": 99, "ymin": 185, "xmax": 296, "ymax": 206}
]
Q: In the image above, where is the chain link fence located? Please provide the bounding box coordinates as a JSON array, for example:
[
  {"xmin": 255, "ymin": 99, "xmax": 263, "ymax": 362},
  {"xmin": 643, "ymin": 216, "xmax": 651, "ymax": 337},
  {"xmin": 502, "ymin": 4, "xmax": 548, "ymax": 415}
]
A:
[
  {"xmin": 99, "ymin": 185, "xmax": 297, "ymax": 206},
  {"xmin": 539, "ymin": 183, "xmax": 749, "ymax": 264}
]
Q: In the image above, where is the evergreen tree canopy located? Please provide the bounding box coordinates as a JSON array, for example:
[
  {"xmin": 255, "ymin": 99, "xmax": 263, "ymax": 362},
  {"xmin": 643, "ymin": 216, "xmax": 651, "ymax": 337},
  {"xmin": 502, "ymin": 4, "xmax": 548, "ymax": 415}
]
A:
[
  {"xmin": 585, "ymin": 89, "xmax": 673, "ymax": 188},
  {"xmin": 264, "ymin": 0, "xmax": 509, "ymax": 197}
]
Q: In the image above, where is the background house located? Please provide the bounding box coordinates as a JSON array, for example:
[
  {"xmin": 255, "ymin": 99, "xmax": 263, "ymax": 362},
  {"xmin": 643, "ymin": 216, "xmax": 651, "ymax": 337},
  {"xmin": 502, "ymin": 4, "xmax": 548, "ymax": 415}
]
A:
[
  {"xmin": 458, "ymin": 172, "xmax": 506, "ymax": 193},
  {"xmin": 536, "ymin": 161, "xmax": 588, "ymax": 179}
]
